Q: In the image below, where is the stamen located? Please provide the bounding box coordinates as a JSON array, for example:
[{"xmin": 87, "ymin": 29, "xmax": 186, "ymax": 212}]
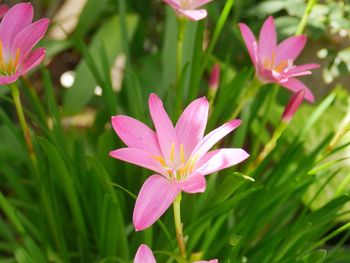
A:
[
  {"xmin": 152, "ymin": 155, "xmax": 167, "ymax": 167},
  {"xmin": 13, "ymin": 48, "xmax": 20, "ymax": 71},
  {"xmin": 274, "ymin": 60, "xmax": 288, "ymax": 73},
  {"xmin": 180, "ymin": 144, "xmax": 185, "ymax": 163},
  {"xmin": 170, "ymin": 143, "xmax": 175, "ymax": 163},
  {"xmin": 7, "ymin": 59, "xmax": 12, "ymax": 74},
  {"xmin": 270, "ymin": 51, "xmax": 276, "ymax": 69}
]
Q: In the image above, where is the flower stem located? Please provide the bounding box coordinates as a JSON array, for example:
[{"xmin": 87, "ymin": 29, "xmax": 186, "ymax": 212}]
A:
[
  {"xmin": 173, "ymin": 193, "xmax": 186, "ymax": 258},
  {"xmin": 247, "ymin": 121, "xmax": 287, "ymax": 174},
  {"xmin": 295, "ymin": 0, "xmax": 317, "ymax": 35},
  {"xmin": 9, "ymin": 83, "xmax": 37, "ymax": 167},
  {"xmin": 229, "ymin": 78, "xmax": 261, "ymax": 120},
  {"xmin": 176, "ymin": 18, "xmax": 186, "ymax": 87}
]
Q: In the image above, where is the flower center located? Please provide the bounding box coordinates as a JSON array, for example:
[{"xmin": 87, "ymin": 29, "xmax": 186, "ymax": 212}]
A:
[
  {"xmin": 0, "ymin": 41, "xmax": 20, "ymax": 76},
  {"xmin": 180, "ymin": 0, "xmax": 191, "ymax": 8},
  {"xmin": 262, "ymin": 51, "xmax": 294, "ymax": 76},
  {"xmin": 152, "ymin": 142, "xmax": 199, "ymax": 181}
]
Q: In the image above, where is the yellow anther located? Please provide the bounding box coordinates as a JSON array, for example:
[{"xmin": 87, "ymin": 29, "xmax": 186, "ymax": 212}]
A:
[
  {"xmin": 152, "ymin": 155, "xmax": 167, "ymax": 167},
  {"xmin": 270, "ymin": 51, "xmax": 276, "ymax": 69},
  {"xmin": 7, "ymin": 59, "xmax": 12, "ymax": 74},
  {"xmin": 180, "ymin": 144, "xmax": 185, "ymax": 163},
  {"xmin": 274, "ymin": 60, "xmax": 288, "ymax": 73},
  {"xmin": 13, "ymin": 48, "xmax": 20, "ymax": 71},
  {"xmin": 170, "ymin": 143, "xmax": 175, "ymax": 162}
]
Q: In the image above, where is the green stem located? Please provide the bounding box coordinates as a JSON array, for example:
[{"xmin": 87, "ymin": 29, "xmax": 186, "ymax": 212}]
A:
[
  {"xmin": 229, "ymin": 78, "xmax": 261, "ymax": 120},
  {"xmin": 295, "ymin": 0, "xmax": 317, "ymax": 35},
  {"xmin": 177, "ymin": 18, "xmax": 186, "ymax": 88},
  {"xmin": 9, "ymin": 83, "xmax": 37, "ymax": 167},
  {"xmin": 173, "ymin": 193, "xmax": 186, "ymax": 258},
  {"xmin": 247, "ymin": 121, "xmax": 288, "ymax": 174}
]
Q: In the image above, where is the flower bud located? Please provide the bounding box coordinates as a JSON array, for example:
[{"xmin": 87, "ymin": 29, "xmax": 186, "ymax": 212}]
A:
[
  {"xmin": 282, "ymin": 89, "xmax": 305, "ymax": 123},
  {"xmin": 209, "ymin": 63, "xmax": 220, "ymax": 92}
]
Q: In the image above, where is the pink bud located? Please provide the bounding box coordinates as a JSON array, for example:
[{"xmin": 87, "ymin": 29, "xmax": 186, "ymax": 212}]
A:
[
  {"xmin": 0, "ymin": 4, "xmax": 9, "ymax": 19},
  {"xmin": 209, "ymin": 63, "xmax": 220, "ymax": 92},
  {"xmin": 282, "ymin": 89, "xmax": 305, "ymax": 123}
]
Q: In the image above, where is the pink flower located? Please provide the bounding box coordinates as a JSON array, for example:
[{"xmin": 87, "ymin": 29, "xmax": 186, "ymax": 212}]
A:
[
  {"xmin": 110, "ymin": 94, "xmax": 249, "ymax": 231},
  {"xmin": 134, "ymin": 244, "xmax": 218, "ymax": 263},
  {"xmin": 163, "ymin": 0, "xmax": 213, "ymax": 21},
  {"xmin": 282, "ymin": 89, "xmax": 305, "ymax": 123},
  {"xmin": 0, "ymin": 3, "xmax": 49, "ymax": 85},
  {"xmin": 239, "ymin": 16, "xmax": 319, "ymax": 102}
]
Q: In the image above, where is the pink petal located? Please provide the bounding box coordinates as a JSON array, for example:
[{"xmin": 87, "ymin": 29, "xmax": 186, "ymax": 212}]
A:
[
  {"xmin": 175, "ymin": 97, "xmax": 209, "ymax": 159},
  {"xmin": 275, "ymin": 35, "xmax": 307, "ymax": 65},
  {"xmin": 209, "ymin": 63, "xmax": 220, "ymax": 91},
  {"xmin": 177, "ymin": 9, "xmax": 207, "ymax": 21},
  {"xmin": 0, "ymin": 74, "xmax": 19, "ymax": 85},
  {"xmin": 258, "ymin": 16, "xmax": 276, "ymax": 60},
  {"xmin": 109, "ymin": 148, "xmax": 167, "ymax": 177},
  {"xmin": 18, "ymin": 48, "xmax": 45, "ymax": 76},
  {"xmin": 134, "ymin": 244, "xmax": 156, "ymax": 263},
  {"xmin": 194, "ymin": 260, "xmax": 219, "ymax": 263},
  {"xmin": 149, "ymin": 94, "xmax": 177, "ymax": 162},
  {"xmin": 287, "ymin": 63, "xmax": 320, "ymax": 75},
  {"xmin": 163, "ymin": 0, "xmax": 181, "ymax": 9},
  {"xmin": 196, "ymin": 148, "xmax": 249, "ymax": 175},
  {"xmin": 178, "ymin": 172, "xmax": 206, "ymax": 193},
  {"xmin": 133, "ymin": 175, "xmax": 180, "ymax": 231},
  {"xmin": 111, "ymin": 115, "xmax": 161, "ymax": 156},
  {"xmin": 12, "ymin": 18, "xmax": 49, "ymax": 61},
  {"xmin": 279, "ymin": 78, "xmax": 314, "ymax": 103},
  {"xmin": 189, "ymin": 0, "xmax": 214, "ymax": 9},
  {"xmin": 0, "ymin": 3, "xmax": 33, "ymax": 49},
  {"xmin": 238, "ymin": 23, "xmax": 258, "ymax": 66},
  {"xmin": 0, "ymin": 5, "xmax": 9, "ymax": 19},
  {"xmin": 193, "ymin": 119, "xmax": 242, "ymax": 160},
  {"xmin": 282, "ymin": 89, "xmax": 305, "ymax": 122}
]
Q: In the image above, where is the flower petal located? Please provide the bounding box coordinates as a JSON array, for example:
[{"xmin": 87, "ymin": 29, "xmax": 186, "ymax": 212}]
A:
[
  {"xmin": 134, "ymin": 244, "xmax": 156, "ymax": 263},
  {"xmin": 194, "ymin": 260, "xmax": 219, "ymax": 263},
  {"xmin": 149, "ymin": 93, "xmax": 177, "ymax": 162},
  {"xmin": 287, "ymin": 63, "xmax": 320, "ymax": 75},
  {"xmin": 12, "ymin": 18, "xmax": 49, "ymax": 61},
  {"xmin": 175, "ymin": 97, "xmax": 209, "ymax": 159},
  {"xmin": 193, "ymin": 119, "xmax": 242, "ymax": 160},
  {"xmin": 163, "ymin": 0, "xmax": 181, "ymax": 9},
  {"xmin": 196, "ymin": 148, "xmax": 249, "ymax": 175},
  {"xmin": 109, "ymin": 148, "xmax": 166, "ymax": 176},
  {"xmin": 178, "ymin": 172, "xmax": 206, "ymax": 193},
  {"xmin": 258, "ymin": 16, "xmax": 276, "ymax": 60},
  {"xmin": 177, "ymin": 9, "xmax": 207, "ymax": 21},
  {"xmin": 238, "ymin": 23, "xmax": 258, "ymax": 66},
  {"xmin": 189, "ymin": 0, "xmax": 214, "ymax": 9},
  {"xmin": 279, "ymin": 78, "xmax": 314, "ymax": 103},
  {"xmin": 0, "ymin": 3, "xmax": 33, "ymax": 49},
  {"xmin": 133, "ymin": 175, "xmax": 180, "ymax": 231},
  {"xmin": 18, "ymin": 48, "xmax": 45, "ymax": 76},
  {"xmin": 111, "ymin": 115, "xmax": 161, "ymax": 156},
  {"xmin": 0, "ymin": 74, "xmax": 19, "ymax": 85},
  {"xmin": 275, "ymin": 35, "xmax": 307, "ymax": 65}
]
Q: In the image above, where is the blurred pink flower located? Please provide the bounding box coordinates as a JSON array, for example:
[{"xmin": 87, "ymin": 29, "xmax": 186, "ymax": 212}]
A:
[
  {"xmin": 282, "ymin": 89, "xmax": 305, "ymax": 123},
  {"xmin": 0, "ymin": 4, "xmax": 9, "ymax": 19},
  {"xmin": 163, "ymin": 0, "xmax": 213, "ymax": 21},
  {"xmin": 134, "ymin": 244, "xmax": 218, "ymax": 263},
  {"xmin": 209, "ymin": 63, "xmax": 220, "ymax": 92},
  {"xmin": 110, "ymin": 93, "xmax": 249, "ymax": 231},
  {"xmin": 239, "ymin": 16, "xmax": 319, "ymax": 102},
  {"xmin": 0, "ymin": 3, "xmax": 49, "ymax": 85}
]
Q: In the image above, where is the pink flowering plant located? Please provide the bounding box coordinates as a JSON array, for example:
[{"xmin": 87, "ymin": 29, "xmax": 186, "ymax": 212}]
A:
[{"xmin": 0, "ymin": 1, "xmax": 349, "ymax": 263}]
